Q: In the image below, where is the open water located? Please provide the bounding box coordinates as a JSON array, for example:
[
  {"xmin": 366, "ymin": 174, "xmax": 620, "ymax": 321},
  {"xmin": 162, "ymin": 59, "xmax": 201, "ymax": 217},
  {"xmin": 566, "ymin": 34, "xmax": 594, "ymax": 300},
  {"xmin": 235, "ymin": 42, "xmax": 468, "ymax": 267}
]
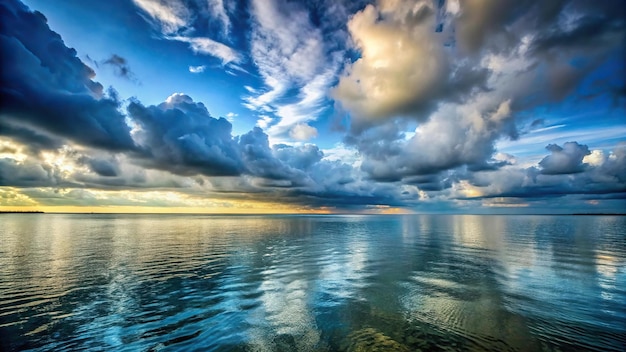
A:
[{"xmin": 1, "ymin": 214, "xmax": 624, "ymax": 351}]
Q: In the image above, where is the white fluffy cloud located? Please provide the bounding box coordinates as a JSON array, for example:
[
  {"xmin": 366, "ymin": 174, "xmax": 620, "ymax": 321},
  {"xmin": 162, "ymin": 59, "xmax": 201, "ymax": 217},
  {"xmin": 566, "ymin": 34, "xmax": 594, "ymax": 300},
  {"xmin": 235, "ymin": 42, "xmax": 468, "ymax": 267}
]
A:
[
  {"xmin": 289, "ymin": 123, "xmax": 318, "ymax": 141},
  {"xmin": 333, "ymin": 0, "xmax": 450, "ymax": 124}
]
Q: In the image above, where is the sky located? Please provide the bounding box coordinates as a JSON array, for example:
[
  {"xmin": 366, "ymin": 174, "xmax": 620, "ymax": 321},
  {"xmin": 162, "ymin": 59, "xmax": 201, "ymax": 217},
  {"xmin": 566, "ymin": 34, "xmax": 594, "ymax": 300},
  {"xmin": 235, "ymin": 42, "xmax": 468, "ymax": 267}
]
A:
[{"xmin": 0, "ymin": 0, "xmax": 625, "ymax": 214}]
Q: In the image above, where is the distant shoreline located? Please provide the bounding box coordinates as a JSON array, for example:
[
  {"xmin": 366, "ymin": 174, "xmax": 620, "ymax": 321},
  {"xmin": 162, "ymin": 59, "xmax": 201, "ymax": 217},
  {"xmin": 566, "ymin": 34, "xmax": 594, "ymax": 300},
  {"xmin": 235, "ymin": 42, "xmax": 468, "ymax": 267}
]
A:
[{"xmin": 0, "ymin": 210, "xmax": 45, "ymax": 214}]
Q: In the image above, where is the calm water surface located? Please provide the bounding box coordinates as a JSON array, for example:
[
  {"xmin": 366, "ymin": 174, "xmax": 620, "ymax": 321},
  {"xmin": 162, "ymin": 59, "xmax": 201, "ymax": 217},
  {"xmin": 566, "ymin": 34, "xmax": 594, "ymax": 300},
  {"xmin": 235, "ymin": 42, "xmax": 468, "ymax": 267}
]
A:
[{"xmin": 1, "ymin": 214, "xmax": 624, "ymax": 351}]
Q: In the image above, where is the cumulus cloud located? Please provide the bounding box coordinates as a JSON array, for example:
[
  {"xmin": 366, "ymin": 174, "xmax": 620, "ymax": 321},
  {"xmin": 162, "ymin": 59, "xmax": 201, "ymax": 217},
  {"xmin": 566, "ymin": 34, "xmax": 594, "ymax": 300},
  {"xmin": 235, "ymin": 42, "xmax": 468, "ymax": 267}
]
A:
[
  {"xmin": 449, "ymin": 142, "xmax": 626, "ymax": 203},
  {"xmin": 0, "ymin": 0, "xmax": 136, "ymax": 152},
  {"xmin": 332, "ymin": 0, "xmax": 492, "ymax": 130},
  {"xmin": 539, "ymin": 142, "xmax": 590, "ymax": 175},
  {"xmin": 351, "ymin": 98, "xmax": 515, "ymax": 181},
  {"xmin": 289, "ymin": 123, "xmax": 318, "ymax": 141},
  {"xmin": 126, "ymin": 94, "xmax": 331, "ymax": 190},
  {"xmin": 336, "ymin": 0, "xmax": 625, "ymax": 185},
  {"xmin": 128, "ymin": 93, "xmax": 244, "ymax": 176},
  {"xmin": 334, "ymin": 1, "xmax": 451, "ymax": 124}
]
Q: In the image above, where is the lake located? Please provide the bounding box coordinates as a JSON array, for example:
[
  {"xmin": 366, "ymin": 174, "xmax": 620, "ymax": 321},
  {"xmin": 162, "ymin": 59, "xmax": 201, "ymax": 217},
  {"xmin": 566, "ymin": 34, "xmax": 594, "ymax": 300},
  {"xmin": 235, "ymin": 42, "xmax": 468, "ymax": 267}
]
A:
[{"xmin": 1, "ymin": 214, "xmax": 624, "ymax": 351}]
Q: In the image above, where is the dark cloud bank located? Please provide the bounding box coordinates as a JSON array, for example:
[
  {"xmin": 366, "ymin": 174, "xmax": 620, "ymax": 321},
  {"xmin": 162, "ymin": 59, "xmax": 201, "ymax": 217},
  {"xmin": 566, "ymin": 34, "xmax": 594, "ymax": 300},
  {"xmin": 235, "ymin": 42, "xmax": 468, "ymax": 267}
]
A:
[{"xmin": 1, "ymin": 0, "xmax": 625, "ymax": 212}]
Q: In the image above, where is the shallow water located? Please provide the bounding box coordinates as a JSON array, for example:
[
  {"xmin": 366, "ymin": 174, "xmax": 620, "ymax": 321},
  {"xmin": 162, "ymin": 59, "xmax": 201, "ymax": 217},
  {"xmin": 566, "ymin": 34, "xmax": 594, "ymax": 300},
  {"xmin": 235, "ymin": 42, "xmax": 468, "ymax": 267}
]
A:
[{"xmin": 1, "ymin": 214, "xmax": 624, "ymax": 351}]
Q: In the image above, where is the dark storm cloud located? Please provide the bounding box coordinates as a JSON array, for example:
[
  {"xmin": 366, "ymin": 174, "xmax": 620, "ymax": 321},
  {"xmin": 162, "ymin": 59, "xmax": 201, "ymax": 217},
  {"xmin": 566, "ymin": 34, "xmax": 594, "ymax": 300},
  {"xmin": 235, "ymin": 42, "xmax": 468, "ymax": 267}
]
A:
[
  {"xmin": 126, "ymin": 93, "xmax": 334, "ymax": 186},
  {"xmin": 0, "ymin": 158, "xmax": 51, "ymax": 187},
  {"xmin": 404, "ymin": 174, "xmax": 455, "ymax": 192},
  {"xmin": 0, "ymin": 0, "xmax": 136, "ymax": 153},
  {"xmin": 238, "ymin": 127, "xmax": 290, "ymax": 180},
  {"xmin": 127, "ymin": 94, "xmax": 244, "ymax": 177},
  {"xmin": 0, "ymin": 120, "xmax": 63, "ymax": 152},
  {"xmin": 78, "ymin": 156, "xmax": 120, "ymax": 177},
  {"xmin": 0, "ymin": 158, "xmax": 81, "ymax": 188}
]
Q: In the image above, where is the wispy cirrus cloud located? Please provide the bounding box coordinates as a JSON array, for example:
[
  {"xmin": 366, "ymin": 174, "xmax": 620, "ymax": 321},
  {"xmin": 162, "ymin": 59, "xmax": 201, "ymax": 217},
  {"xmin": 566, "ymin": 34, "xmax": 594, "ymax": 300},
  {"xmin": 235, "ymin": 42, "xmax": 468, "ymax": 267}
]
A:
[
  {"xmin": 131, "ymin": 0, "xmax": 191, "ymax": 34},
  {"xmin": 207, "ymin": 0, "xmax": 231, "ymax": 36},
  {"xmin": 170, "ymin": 36, "xmax": 242, "ymax": 64},
  {"xmin": 131, "ymin": 0, "xmax": 240, "ymax": 65},
  {"xmin": 244, "ymin": 0, "xmax": 346, "ymax": 142}
]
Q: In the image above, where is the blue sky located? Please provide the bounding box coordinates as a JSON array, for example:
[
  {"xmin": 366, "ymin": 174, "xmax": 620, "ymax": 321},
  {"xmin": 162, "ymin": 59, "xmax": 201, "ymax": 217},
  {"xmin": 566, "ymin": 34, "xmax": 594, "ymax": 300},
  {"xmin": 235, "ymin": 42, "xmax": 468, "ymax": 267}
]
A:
[{"xmin": 0, "ymin": 0, "xmax": 625, "ymax": 213}]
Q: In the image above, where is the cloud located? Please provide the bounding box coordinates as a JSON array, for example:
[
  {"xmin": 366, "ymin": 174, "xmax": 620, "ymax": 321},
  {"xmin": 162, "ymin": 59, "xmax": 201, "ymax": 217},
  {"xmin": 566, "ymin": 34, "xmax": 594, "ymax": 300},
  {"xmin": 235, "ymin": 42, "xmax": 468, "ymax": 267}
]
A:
[
  {"xmin": 289, "ymin": 123, "xmax": 318, "ymax": 141},
  {"xmin": 539, "ymin": 142, "xmax": 590, "ymax": 175},
  {"xmin": 1, "ymin": 0, "xmax": 624, "ymax": 213},
  {"xmin": 349, "ymin": 98, "xmax": 515, "ymax": 181},
  {"xmin": 0, "ymin": 121, "xmax": 64, "ymax": 152},
  {"xmin": 225, "ymin": 112, "xmax": 237, "ymax": 122},
  {"xmin": 170, "ymin": 36, "xmax": 241, "ymax": 64},
  {"xmin": 450, "ymin": 142, "xmax": 626, "ymax": 203},
  {"xmin": 245, "ymin": 0, "xmax": 345, "ymax": 139},
  {"xmin": 188, "ymin": 65, "xmax": 206, "ymax": 73},
  {"xmin": 337, "ymin": 0, "xmax": 624, "ymax": 185},
  {"xmin": 131, "ymin": 0, "xmax": 191, "ymax": 34},
  {"xmin": 103, "ymin": 54, "xmax": 137, "ymax": 81},
  {"xmin": 0, "ymin": 158, "xmax": 54, "ymax": 187},
  {"xmin": 0, "ymin": 0, "xmax": 137, "ymax": 152},
  {"xmin": 131, "ymin": 0, "xmax": 240, "ymax": 64},
  {"xmin": 333, "ymin": 0, "xmax": 487, "ymax": 129},
  {"xmin": 274, "ymin": 144, "xmax": 323, "ymax": 170},
  {"xmin": 78, "ymin": 156, "xmax": 120, "ymax": 177},
  {"xmin": 207, "ymin": 0, "xmax": 231, "ymax": 36},
  {"xmin": 127, "ymin": 93, "xmax": 244, "ymax": 176}
]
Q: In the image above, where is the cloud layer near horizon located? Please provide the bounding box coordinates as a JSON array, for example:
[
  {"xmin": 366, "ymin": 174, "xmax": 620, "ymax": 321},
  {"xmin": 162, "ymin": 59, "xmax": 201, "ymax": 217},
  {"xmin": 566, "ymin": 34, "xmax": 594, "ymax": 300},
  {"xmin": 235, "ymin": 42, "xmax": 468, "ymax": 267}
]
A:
[{"xmin": 0, "ymin": 0, "xmax": 624, "ymax": 213}]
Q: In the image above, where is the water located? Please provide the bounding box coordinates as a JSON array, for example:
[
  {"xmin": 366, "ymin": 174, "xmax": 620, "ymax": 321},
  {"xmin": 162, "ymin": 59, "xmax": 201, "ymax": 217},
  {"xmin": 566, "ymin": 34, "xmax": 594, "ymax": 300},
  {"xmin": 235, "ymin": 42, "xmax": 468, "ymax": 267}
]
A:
[{"xmin": 1, "ymin": 214, "xmax": 624, "ymax": 351}]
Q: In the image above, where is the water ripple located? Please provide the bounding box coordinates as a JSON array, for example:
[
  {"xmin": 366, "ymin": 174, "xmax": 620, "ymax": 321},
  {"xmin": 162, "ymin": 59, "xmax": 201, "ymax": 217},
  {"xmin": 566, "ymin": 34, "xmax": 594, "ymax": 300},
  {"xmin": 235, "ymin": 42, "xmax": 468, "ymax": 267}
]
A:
[{"xmin": 1, "ymin": 214, "xmax": 624, "ymax": 351}]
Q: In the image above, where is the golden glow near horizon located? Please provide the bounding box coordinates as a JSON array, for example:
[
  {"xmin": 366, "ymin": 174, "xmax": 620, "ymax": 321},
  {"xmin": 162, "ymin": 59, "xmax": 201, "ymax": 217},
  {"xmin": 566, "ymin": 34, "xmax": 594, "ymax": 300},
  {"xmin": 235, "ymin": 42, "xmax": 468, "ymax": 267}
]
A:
[
  {"xmin": 0, "ymin": 186, "xmax": 337, "ymax": 214},
  {"xmin": 0, "ymin": 181, "xmax": 410, "ymax": 214},
  {"xmin": 0, "ymin": 189, "xmax": 332, "ymax": 214},
  {"xmin": 0, "ymin": 205, "xmax": 328, "ymax": 214}
]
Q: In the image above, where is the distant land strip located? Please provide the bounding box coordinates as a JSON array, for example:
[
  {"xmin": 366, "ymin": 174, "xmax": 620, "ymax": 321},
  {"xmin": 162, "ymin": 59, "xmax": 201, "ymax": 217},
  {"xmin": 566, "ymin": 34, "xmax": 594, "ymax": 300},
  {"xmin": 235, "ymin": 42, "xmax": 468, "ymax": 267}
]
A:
[{"xmin": 0, "ymin": 210, "xmax": 45, "ymax": 213}]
